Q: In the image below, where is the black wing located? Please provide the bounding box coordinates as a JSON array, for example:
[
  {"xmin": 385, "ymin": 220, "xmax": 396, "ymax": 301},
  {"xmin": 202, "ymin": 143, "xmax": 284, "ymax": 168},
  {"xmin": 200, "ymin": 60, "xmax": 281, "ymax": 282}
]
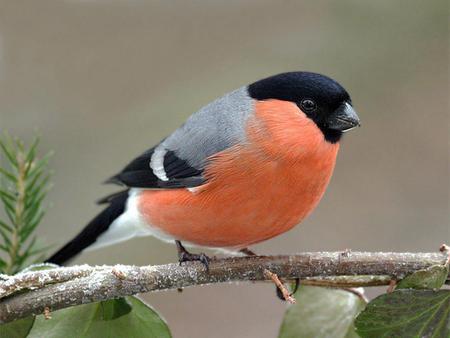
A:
[{"xmin": 105, "ymin": 147, "xmax": 205, "ymax": 189}]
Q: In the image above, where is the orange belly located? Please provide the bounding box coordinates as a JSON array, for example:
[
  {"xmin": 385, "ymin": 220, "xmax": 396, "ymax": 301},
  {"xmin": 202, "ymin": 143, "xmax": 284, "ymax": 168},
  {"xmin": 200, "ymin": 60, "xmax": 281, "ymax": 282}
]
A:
[{"xmin": 138, "ymin": 100, "xmax": 339, "ymax": 249}]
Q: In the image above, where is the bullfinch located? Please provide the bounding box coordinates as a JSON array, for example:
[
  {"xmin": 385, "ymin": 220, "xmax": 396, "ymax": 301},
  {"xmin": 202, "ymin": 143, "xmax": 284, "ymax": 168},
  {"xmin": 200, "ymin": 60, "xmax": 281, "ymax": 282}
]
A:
[{"xmin": 46, "ymin": 71, "xmax": 360, "ymax": 268}]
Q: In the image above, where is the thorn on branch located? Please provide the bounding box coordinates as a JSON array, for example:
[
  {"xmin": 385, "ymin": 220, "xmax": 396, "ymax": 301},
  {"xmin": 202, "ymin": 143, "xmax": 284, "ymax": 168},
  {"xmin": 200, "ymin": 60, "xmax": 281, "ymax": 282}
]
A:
[
  {"xmin": 340, "ymin": 248, "xmax": 352, "ymax": 258},
  {"xmin": 342, "ymin": 287, "xmax": 368, "ymax": 303},
  {"xmin": 439, "ymin": 244, "xmax": 450, "ymax": 266},
  {"xmin": 387, "ymin": 279, "xmax": 397, "ymax": 293},
  {"xmin": 43, "ymin": 306, "xmax": 51, "ymax": 320},
  {"xmin": 263, "ymin": 269, "xmax": 296, "ymax": 304},
  {"xmin": 112, "ymin": 267, "xmax": 127, "ymax": 280}
]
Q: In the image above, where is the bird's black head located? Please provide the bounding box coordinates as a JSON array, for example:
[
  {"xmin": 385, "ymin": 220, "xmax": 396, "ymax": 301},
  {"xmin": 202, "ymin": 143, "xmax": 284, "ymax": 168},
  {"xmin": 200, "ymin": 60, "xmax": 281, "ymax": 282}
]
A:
[{"xmin": 247, "ymin": 72, "xmax": 360, "ymax": 143}]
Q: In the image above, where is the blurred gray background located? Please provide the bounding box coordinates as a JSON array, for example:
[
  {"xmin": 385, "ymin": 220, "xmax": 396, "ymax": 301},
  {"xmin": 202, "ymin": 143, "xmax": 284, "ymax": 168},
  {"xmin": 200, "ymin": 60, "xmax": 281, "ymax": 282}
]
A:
[{"xmin": 0, "ymin": 1, "xmax": 448, "ymax": 337}]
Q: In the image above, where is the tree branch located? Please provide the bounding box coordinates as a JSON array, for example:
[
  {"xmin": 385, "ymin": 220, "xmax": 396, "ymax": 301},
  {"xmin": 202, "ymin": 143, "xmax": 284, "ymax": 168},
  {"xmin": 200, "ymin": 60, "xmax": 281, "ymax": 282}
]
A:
[{"xmin": 0, "ymin": 251, "xmax": 448, "ymax": 323}]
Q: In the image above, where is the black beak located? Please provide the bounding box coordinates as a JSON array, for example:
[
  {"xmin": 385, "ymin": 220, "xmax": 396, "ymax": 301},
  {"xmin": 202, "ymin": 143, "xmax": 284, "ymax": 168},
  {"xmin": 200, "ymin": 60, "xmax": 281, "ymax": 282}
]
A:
[{"xmin": 327, "ymin": 102, "xmax": 360, "ymax": 132}]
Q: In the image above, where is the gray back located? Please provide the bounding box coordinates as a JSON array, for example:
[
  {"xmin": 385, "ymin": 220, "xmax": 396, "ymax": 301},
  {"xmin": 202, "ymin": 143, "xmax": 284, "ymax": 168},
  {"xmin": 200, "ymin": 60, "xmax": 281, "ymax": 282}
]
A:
[{"xmin": 157, "ymin": 86, "xmax": 254, "ymax": 169}]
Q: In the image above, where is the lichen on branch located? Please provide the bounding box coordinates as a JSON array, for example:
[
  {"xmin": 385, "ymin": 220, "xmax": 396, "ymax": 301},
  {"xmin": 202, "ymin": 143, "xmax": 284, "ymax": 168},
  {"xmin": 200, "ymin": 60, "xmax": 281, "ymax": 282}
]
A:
[{"xmin": 0, "ymin": 251, "xmax": 447, "ymax": 323}]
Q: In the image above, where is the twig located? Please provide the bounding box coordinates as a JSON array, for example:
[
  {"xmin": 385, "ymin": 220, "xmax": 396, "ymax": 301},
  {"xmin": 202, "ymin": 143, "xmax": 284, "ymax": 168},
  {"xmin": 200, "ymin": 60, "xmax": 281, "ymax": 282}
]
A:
[
  {"xmin": 0, "ymin": 251, "xmax": 447, "ymax": 323},
  {"xmin": 300, "ymin": 275, "xmax": 392, "ymax": 287},
  {"xmin": 263, "ymin": 269, "xmax": 296, "ymax": 304},
  {"xmin": 440, "ymin": 244, "xmax": 450, "ymax": 265},
  {"xmin": 43, "ymin": 306, "xmax": 51, "ymax": 320},
  {"xmin": 238, "ymin": 247, "xmax": 294, "ymax": 303},
  {"xmin": 0, "ymin": 264, "xmax": 95, "ymax": 298},
  {"xmin": 342, "ymin": 287, "xmax": 368, "ymax": 303},
  {"xmin": 387, "ymin": 279, "xmax": 397, "ymax": 293}
]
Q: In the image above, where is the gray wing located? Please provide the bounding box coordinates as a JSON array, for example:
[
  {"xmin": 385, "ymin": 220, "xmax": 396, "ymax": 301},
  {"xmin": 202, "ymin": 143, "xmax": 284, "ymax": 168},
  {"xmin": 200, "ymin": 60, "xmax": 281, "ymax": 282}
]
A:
[{"xmin": 107, "ymin": 87, "xmax": 253, "ymax": 189}]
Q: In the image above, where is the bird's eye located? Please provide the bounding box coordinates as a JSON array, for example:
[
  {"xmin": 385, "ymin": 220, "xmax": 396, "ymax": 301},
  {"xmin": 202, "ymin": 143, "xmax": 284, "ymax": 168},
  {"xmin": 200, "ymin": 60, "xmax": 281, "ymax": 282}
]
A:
[{"xmin": 300, "ymin": 99, "xmax": 317, "ymax": 112}]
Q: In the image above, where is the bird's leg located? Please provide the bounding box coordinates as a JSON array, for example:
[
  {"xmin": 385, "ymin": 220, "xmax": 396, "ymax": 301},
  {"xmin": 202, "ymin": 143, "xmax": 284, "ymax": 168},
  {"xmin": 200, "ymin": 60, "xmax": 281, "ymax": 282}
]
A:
[
  {"xmin": 239, "ymin": 248, "xmax": 257, "ymax": 256},
  {"xmin": 176, "ymin": 240, "xmax": 210, "ymax": 271},
  {"xmin": 239, "ymin": 248, "xmax": 299, "ymax": 303}
]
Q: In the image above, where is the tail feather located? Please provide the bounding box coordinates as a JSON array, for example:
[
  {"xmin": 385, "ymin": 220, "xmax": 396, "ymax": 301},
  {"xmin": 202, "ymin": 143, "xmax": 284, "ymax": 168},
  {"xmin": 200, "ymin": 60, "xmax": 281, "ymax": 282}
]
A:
[{"xmin": 45, "ymin": 190, "xmax": 129, "ymax": 265}]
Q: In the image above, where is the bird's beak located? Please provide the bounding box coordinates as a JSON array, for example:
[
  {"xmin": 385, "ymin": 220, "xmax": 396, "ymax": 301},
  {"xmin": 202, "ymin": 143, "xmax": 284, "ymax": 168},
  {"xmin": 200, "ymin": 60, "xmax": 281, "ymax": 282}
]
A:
[{"xmin": 327, "ymin": 102, "xmax": 360, "ymax": 132}]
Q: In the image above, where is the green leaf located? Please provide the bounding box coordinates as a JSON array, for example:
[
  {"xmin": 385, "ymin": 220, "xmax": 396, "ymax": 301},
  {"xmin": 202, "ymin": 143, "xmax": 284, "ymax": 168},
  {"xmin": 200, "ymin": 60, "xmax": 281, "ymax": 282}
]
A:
[
  {"xmin": 0, "ymin": 219, "xmax": 12, "ymax": 232},
  {"xmin": 26, "ymin": 152, "xmax": 52, "ymax": 183},
  {"xmin": 0, "ymin": 188, "xmax": 15, "ymax": 202},
  {"xmin": 24, "ymin": 169, "xmax": 43, "ymax": 195},
  {"xmin": 0, "ymin": 133, "xmax": 52, "ymax": 275},
  {"xmin": 397, "ymin": 264, "xmax": 449, "ymax": 290},
  {"xmin": 0, "ymin": 193, "xmax": 16, "ymax": 225},
  {"xmin": 24, "ymin": 137, "xmax": 40, "ymax": 172},
  {"xmin": 100, "ymin": 298, "xmax": 133, "ymax": 319},
  {"xmin": 0, "ymin": 195, "xmax": 15, "ymax": 217},
  {"xmin": 0, "ymin": 257, "xmax": 6, "ymax": 271},
  {"xmin": 28, "ymin": 296, "xmax": 171, "ymax": 338},
  {"xmin": 25, "ymin": 173, "xmax": 50, "ymax": 205},
  {"xmin": 344, "ymin": 325, "xmax": 361, "ymax": 338},
  {"xmin": 16, "ymin": 237, "xmax": 37, "ymax": 268},
  {"xmin": 0, "ymin": 138, "xmax": 18, "ymax": 168},
  {"xmin": 0, "ymin": 316, "xmax": 35, "ymax": 338},
  {"xmin": 21, "ymin": 211, "xmax": 45, "ymax": 242},
  {"xmin": 0, "ymin": 227, "xmax": 11, "ymax": 246},
  {"xmin": 24, "ymin": 189, "xmax": 47, "ymax": 215},
  {"xmin": 19, "ymin": 209, "xmax": 45, "ymax": 242},
  {"xmin": 279, "ymin": 286, "xmax": 366, "ymax": 338},
  {"xmin": 15, "ymin": 138, "xmax": 24, "ymax": 151},
  {"xmin": 19, "ymin": 262, "xmax": 58, "ymax": 273},
  {"xmin": 0, "ymin": 167, "xmax": 17, "ymax": 183},
  {"xmin": 355, "ymin": 289, "xmax": 450, "ymax": 338},
  {"xmin": 15, "ymin": 238, "xmax": 51, "ymax": 269}
]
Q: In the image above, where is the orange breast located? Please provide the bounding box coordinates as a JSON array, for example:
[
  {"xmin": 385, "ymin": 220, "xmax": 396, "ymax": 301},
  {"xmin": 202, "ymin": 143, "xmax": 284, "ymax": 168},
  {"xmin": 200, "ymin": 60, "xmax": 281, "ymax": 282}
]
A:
[{"xmin": 138, "ymin": 100, "xmax": 339, "ymax": 249}]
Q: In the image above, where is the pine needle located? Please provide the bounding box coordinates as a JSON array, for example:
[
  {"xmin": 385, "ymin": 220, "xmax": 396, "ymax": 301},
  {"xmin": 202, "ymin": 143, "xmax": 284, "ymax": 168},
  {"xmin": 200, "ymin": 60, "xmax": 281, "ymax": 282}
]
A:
[{"xmin": 0, "ymin": 134, "xmax": 52, "ymax": 274}]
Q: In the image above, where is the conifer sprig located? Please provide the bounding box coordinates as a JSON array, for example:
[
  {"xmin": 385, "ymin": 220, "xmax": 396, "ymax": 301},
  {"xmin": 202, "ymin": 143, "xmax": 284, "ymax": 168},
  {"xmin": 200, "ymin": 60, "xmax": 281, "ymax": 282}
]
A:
[{"xmin": 0, "ymin": 134, "xmax": 52, "ymax": 274}]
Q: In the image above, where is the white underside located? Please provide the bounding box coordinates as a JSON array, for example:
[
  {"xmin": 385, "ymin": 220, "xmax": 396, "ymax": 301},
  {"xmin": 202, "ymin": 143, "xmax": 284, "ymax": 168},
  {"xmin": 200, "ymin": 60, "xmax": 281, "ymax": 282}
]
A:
[{"xmin": 85, "ymin": 188, "xmax": 175, "ymax": 252}]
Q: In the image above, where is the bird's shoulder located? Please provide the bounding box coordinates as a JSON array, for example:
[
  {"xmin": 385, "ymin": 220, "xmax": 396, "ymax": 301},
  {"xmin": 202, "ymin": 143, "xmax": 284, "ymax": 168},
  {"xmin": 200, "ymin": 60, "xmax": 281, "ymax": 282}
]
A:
[{"xmin": 106, "ymin": 87, "xmax": 254, "ymax": 189}]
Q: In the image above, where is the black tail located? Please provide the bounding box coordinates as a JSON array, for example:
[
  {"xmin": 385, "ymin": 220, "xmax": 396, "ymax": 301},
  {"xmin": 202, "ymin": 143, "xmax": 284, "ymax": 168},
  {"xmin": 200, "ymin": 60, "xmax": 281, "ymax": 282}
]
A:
[{"xmin": 45, "ymin": 190, "xmax": 129, "ymax": 265}]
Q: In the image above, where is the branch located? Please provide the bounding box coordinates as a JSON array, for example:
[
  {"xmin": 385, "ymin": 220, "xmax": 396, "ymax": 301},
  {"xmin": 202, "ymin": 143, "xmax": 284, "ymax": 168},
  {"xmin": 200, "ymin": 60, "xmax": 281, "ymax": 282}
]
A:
[{"xmin": 0, "ymin": 251, "xmax": 448, "ymax": 323}]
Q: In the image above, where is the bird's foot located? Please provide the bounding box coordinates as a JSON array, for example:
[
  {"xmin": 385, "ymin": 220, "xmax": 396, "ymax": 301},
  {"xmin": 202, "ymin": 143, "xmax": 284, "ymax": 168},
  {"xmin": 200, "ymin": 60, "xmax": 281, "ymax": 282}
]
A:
[
  {"xmin": 179, "ymin": 251, "xmax": 210, "ymax": 270},
  {"xmin": 176, "ymin": 240, "xmax": 210, "ymax": 271}
]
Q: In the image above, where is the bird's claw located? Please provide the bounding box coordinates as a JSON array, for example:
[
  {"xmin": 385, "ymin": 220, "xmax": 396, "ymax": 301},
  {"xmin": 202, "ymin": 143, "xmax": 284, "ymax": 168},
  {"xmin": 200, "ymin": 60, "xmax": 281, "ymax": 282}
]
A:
[
  {"xmin": 176, "ymin": 240, "xmax": 210, "ymax": 271},
  {"xmin": 178, "ymin": 251, "xmax": 210, "ymax": 270}
]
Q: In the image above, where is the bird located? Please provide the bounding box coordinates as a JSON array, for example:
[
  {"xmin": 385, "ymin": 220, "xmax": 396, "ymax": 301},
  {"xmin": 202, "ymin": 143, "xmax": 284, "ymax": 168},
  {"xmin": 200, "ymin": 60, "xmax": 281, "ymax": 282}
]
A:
[{"xmin": 46, "ymin": 71, "xmax": 360, "ymax": 269}]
